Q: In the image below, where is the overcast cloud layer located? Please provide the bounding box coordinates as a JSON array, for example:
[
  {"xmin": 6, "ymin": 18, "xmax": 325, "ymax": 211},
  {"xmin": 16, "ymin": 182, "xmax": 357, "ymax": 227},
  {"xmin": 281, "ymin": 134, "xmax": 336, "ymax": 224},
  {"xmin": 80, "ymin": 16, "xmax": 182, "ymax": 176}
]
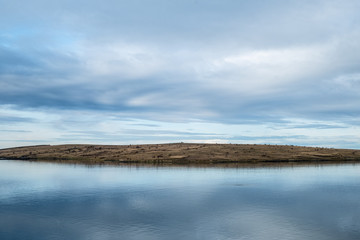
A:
[{"xmin": 1, "ymin": 0, "xmax": 360, "ymax": 148}]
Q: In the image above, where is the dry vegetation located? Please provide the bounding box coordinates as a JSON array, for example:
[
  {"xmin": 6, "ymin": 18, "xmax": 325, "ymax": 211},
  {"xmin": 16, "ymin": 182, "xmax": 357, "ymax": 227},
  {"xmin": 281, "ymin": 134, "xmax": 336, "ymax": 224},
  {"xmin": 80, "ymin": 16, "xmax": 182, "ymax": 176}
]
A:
[{"xmin": 1, "ymin": 143, "xmax": 360, "ymax": 166}]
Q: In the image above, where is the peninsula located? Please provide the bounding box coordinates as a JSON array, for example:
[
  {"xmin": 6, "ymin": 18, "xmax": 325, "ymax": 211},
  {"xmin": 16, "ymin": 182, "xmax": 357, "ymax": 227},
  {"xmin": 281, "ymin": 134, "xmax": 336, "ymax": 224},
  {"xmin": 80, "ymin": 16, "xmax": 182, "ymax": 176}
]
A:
[{"xmin": 1, "ymin": 143, "xmax": 360, "ymax": 165}]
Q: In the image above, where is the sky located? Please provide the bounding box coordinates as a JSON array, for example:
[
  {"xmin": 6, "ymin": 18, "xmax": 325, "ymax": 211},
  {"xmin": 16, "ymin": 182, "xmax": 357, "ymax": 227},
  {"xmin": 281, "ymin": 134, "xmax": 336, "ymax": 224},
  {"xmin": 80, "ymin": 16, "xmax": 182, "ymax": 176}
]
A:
[{"xmin": 1, "ymin": 0, "xmax": 360, "ymax": 149}]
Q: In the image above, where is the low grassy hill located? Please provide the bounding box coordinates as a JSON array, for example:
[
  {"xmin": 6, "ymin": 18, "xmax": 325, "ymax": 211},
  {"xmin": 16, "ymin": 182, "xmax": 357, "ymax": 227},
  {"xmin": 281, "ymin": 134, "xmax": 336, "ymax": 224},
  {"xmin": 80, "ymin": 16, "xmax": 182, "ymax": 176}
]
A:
[{"xmin": 1, "ymin": 143, "xmax": 360, "ymax": 165}]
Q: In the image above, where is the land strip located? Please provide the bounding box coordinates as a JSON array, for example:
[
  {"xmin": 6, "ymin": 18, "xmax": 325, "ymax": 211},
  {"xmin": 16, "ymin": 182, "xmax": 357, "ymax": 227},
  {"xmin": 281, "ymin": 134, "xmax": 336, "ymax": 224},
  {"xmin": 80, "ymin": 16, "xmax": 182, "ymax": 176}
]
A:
[{"xmin": 1, "ymin": 143, "xmax": 360, "ymax": 165}]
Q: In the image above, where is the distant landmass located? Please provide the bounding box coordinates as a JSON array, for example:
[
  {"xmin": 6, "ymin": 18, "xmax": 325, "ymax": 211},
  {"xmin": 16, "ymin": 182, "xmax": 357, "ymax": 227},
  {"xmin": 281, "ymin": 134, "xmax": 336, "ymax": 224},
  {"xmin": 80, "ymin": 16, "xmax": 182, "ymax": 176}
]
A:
[{"xmin": 1, "ymin": 143, "xmax": 360, "ymax": 166}]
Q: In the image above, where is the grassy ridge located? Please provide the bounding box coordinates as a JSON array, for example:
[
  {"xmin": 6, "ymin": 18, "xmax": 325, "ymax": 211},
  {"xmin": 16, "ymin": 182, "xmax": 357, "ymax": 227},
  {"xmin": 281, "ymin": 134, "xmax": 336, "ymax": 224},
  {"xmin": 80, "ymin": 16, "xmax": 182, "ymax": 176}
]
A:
[{"xmin": 1, "ymin": 143, "xmax": 360, "ymax": 165}]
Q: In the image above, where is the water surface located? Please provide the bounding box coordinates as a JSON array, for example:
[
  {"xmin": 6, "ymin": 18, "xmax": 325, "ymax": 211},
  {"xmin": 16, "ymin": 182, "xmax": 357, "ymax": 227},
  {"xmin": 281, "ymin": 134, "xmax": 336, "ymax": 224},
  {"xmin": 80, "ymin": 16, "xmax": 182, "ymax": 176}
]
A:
[{"xmin": 0, "ymin": 160, "xmax": 360, "ymax": 240}]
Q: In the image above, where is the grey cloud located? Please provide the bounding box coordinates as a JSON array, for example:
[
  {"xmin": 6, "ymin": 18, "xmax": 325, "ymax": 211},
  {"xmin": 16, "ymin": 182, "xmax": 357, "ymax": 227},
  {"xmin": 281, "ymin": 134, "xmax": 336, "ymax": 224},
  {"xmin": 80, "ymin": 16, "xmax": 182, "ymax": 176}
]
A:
[
  {"xmin": 229, "ymin": 135, "xmax": 307, "ymax": 141},
  {"xmin": 119, "ymin": 129, "xmax": 224, "ymax": 137},
  {"xmin": 58, "ymin": 129, "xmax": 225, "ymax": 143},
  {"xmin": 0, "ymin": 130, "xmax": 31, "ymax": 133},
  {"xmin": 2, "ymin": 0, "xmax": 359, "ymax": 48},
  {"xmin": 0, "ymin": 116, "xmax": 34, "ymax": 124},
  {"xmin": 281, "ymin": 124, "xmax": 347, "ymax": 130},
  {"xmin": 1, "ymin": 0, "xmax": 360, "ymax": 147},
  {"xmin": 0, "ymin": 47, "xmax": 40, "ymax": 75}
]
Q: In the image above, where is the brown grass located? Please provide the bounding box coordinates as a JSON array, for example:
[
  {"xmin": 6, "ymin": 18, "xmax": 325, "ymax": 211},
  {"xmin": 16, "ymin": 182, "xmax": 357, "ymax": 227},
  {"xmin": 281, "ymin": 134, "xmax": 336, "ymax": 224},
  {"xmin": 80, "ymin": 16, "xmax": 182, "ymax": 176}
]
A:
[{"xmin": 1, "ymin": 143, "xmax": 360, "ymax": 166}]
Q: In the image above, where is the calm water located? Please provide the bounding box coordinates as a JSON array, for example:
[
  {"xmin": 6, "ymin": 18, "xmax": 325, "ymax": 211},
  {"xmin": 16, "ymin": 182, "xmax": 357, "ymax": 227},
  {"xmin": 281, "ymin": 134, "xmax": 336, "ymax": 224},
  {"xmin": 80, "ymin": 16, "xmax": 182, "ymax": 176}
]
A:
[{"xmin": 0, "ymin": 160, "xmax": 360, "ymax": 240}]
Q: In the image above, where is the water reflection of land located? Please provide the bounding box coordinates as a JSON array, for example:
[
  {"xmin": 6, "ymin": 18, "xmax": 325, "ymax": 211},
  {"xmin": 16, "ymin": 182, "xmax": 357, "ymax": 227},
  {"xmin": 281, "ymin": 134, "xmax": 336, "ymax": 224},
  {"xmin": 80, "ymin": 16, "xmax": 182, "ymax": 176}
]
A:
[{"xmin": 7, "ymin": 158, "xmax": 360, "ymax": 169}]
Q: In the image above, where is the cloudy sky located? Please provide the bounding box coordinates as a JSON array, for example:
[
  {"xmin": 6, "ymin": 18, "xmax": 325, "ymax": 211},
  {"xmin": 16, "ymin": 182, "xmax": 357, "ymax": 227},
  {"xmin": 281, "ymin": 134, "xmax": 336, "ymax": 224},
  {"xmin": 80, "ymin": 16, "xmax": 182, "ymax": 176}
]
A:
[{"xmin": 1, "ymin": 0, "xmax": 360, "ymax": 149}]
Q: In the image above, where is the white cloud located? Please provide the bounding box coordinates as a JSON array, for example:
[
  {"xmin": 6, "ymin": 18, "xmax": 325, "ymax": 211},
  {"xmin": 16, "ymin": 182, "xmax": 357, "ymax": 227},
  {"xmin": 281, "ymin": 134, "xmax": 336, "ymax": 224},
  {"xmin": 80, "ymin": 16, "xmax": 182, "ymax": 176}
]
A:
[
  {"xmin": 333, "ymin": 73, "xmax": 360, "ymax": 89},
  {"xmin": 78, "ymin": 42, "xmax": 166, "ymax": 78},
  {"xmin": 1, "ymin": 0, "xmax": 360, "ymax": 148},
  {"xmin": 206, "ymin": 45, "xmax": 327, "ymax": 94}
]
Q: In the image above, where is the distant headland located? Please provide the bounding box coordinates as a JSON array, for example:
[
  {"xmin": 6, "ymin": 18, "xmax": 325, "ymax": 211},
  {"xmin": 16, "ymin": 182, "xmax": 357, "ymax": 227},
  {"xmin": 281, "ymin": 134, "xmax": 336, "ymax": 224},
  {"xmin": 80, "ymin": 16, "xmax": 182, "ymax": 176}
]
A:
[{"xmin": 1, "ymin": 143, "xmax": 360, "ymax": 166}]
